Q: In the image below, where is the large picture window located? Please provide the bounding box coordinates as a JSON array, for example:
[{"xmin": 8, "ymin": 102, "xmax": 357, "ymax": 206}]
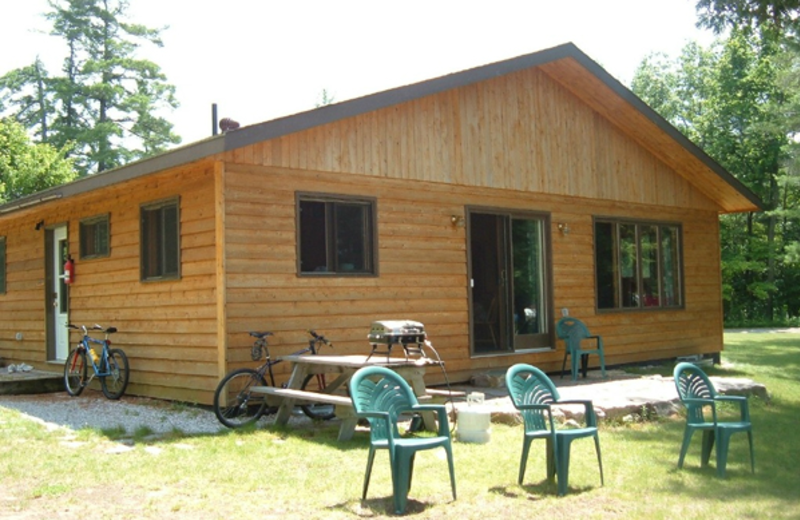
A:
[
  {"xmin": 297, "ymin": 193, "xmax": 376, "ymax": 275},
  {"xmin": 79, "ymin": 214, "xmax": 110, "ymax": 259},
  {"xmin": 140, "ymin": 198, "xmax": 180, "ymax": 281},
  {"xmin": 595, "ymin": 219, "xmax": 682, "ymax": 310}
]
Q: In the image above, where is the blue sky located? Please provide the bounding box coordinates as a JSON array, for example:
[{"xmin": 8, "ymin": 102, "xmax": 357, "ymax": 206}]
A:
[{"xmin": 1, "ymin": 0, "xmax": 715, "ymax": 146}]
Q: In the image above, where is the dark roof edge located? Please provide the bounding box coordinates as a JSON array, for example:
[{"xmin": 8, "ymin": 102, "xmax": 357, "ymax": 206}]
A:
[
  {"xmin": 223, "ymin": 43, "xmax": 579, "ymax": 151},
  {"xmin": 0, "ymin": 137, "xmax": 226, "ymax": 214}
]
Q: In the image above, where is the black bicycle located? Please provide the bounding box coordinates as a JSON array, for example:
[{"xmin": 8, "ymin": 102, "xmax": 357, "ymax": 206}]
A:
[{"xmin": 213, "ymin": 329, "xmax": 336, "ymax": 428}]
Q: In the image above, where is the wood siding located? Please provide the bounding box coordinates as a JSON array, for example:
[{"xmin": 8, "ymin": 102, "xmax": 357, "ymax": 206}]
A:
[
  {"xmin": 0, "ymin": 162, "xmax": 218, "ymax": 403},
  {"xmin": 223, "ymin": 68, "xmax": 718, "ymax": 212},
  {"xmin": 221, "ymin": 162, "xmax": 723, "ymax": 387}
]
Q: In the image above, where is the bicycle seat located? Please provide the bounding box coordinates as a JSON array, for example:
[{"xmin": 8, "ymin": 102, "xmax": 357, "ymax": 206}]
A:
[
  {"xmin": 106, "ymin": 327, "xmax": 117, "ymax": 334},
  {"xmin": 249, "ymin": 331, "xmax": 273, "ymax": 339}
]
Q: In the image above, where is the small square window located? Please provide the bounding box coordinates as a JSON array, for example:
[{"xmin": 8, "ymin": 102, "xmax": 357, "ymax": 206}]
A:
[
  {"xmin": 140, "ymin": 198, "xmax": 180, "ymax": 281},
  {"xmin": 297, "ymin": 194, "xmax": 376, "ymax": 275},
  {"xmin": 79, "ymin": 214, "xmax": 110, "ymax": 259}
]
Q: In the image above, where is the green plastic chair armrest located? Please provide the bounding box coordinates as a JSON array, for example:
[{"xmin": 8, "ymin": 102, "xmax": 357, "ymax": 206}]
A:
[
  {"xmin": 682, "ymin": 397, "xmax": 715, "ymax": 406},
  {"xmin": 715, "ymin": 395, "xmax": 750, "ymax": 421},
  {"xmin": 516, "ymin": 402, "xmax": 556, "ymax": 431},
  {"xmin": 556, "ymin": 399, "xmax": 597, "ymax": 426},
  {"xmin": 411, "ymin": 404, "xmax": 451, "ymax": 435}
]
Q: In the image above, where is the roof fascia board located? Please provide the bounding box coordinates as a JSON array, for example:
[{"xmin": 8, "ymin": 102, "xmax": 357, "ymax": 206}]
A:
[{"xmin": 0, "ymin": 138, "xmax": 225, "ymax": 215}]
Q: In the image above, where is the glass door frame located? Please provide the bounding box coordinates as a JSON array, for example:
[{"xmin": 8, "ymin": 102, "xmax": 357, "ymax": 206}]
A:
[{"xmin": 466, "ymin": 206, "xmax": 555, "ymax": 356}]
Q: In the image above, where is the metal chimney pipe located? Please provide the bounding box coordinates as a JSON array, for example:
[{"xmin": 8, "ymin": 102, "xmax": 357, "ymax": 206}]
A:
[{"xmin": 212, "ymin": 103, "xmax": 218, "ymax": 136}]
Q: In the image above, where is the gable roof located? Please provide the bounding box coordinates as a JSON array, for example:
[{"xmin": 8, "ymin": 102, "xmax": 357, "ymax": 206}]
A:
[{"xmin": 0, "ymin": 42, "xmax": 762, "ymax": 216}]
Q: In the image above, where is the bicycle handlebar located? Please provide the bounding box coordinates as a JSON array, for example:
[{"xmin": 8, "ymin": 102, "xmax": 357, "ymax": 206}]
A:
[
  {"xmin": 307, "ymin": 329, "xmax": 333, "ymax": 348},
  {"xmin": 68, "ymin": 324, "xmax": 117, "ymax": 335}
]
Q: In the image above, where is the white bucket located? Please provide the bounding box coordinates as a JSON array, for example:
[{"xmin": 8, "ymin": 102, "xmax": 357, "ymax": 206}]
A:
[{"xmin": 457, "ymin": 408, "xmax": 491, "ymax": 444}]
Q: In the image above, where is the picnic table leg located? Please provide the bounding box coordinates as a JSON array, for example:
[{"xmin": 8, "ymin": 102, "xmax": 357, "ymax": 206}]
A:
[
  {"xmin": 274, "ymin": 364, "xmax": 310, "ymax": 425},
  {"xmin": 406, "ymin": 370, "xmax": 437, "ymax": 431}
]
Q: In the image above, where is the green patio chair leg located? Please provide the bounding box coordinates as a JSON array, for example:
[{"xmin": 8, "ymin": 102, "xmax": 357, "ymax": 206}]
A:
[
  {"xmin": 716, "ymin": 430, "xmax": 730, "ymax": 478},
  {"xmin": 571, "ymin": 352, "xmax": 580, "ymax": 381},
  {"xmin": 393, "ymin": 450, "xmax": 413, "ymax": 515},
  {"xmin": 678, "ymin": 429, "xmax": 693, "ymax": 469},
  {"xmin": 598, "ymin": 350, "xmax": 607, "ymax": 378},
  {"xmin": 408, "ymin": 453, "xmax": 416, "ymax": 492},
  {"xmin": 594, "ymin": 433, "xmax": 604, "ymax": 486},
  {"xmin": 446, "ymin": 444, "xmax": 457, "ymax": 500},
  {"xmin": 545, "ymin": 437, "xmax": 556, "ymax": 483},
  {"xmin": 519, "ymin": 437, "xmax": 533, "ymax": 484},
  {"xmin": 701, "ymin": 430, "xmax": 715, "ymax": 468},
  {"xmin": 362, "ymin": 447, "xmax": 377, "ymax": 499},
  {"xmin": 555, "ymin": 437, "xmax": 571, "ymax": 496},
  {"xmin": 748, "ymin": 431, "xmax": 755, "ymax": 474}
]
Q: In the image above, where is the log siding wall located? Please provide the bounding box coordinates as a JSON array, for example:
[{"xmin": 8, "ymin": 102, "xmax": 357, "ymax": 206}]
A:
[
  {"xmin": 218, "ymin": 68, "xmax": 723, "ymax": 388},
  {"xmin": 0, "ymin": 162, "xmax": 218, "ymax": 403}
]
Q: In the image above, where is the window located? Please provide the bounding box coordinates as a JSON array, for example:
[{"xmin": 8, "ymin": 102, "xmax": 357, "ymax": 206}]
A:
[
  {"xmin": 140, "ymin": 198, "xmax": 180, "ymax": 281},
  {"xmin": 79, "ymin": 214, "xmax": 109, "ymax": 259},
  {"xmin": 0, "ymin": 237, "xmax": 6, "ymax": 294},
  {"xmin": 595, "ymin": 219, "xmax": 682, "ymax": 310},
  {"xmin": 297, "ymin": 194, "xmax": 376, "ymax": 275}
]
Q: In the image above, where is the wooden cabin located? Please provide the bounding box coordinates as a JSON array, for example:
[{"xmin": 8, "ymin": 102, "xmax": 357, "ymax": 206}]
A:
[{"xmin": 0, "ymin": 43, "xmax": 761, "ymax": 404}]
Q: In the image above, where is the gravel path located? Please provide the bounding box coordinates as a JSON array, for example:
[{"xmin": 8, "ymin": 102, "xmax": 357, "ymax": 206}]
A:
[{"xmin": 0, "ymin": 390, "xmax": 230, "ymax": 437}]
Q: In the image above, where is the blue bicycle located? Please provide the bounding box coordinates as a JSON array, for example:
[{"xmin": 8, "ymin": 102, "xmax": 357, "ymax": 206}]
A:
[{"xmin": 64, "ymin": 324, "xmax": 130, "ymax": 400}]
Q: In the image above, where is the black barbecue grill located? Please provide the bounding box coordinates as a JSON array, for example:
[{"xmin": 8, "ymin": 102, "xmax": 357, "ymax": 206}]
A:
[{"xmin": 366, "ymin": 320, "xmax": 428, "ymax": 360}]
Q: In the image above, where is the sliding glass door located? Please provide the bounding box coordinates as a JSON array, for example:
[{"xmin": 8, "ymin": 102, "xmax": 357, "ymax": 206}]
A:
[{"xmin": 469, "ymin": 210, "xmax": 551, "ymax": 354}]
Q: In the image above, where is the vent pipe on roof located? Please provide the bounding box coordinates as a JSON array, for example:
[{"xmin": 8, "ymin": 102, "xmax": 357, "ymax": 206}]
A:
[{"xmin": 212, "ymin": 103, "xmax": 218, "ymax": 136}]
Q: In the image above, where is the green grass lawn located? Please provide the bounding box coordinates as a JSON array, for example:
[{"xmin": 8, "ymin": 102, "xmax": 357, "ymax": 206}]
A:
[{"xmin": 1, "ymin": 332, "xmax": 799, "ymax": 519}]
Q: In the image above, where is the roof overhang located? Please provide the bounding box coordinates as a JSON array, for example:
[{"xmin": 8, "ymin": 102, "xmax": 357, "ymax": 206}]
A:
[{"xmin": 0, "ymin": 42, "xmax": 762, "ymax": 217}]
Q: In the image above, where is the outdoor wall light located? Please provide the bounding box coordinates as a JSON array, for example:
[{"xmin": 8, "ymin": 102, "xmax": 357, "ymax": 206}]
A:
[
  {"xmin": 450, "ymin": 215, "xmax": 466, "ymax": 228},
  {"xmin": 35, "ymin": 220, "xmax": 44, "ymax": 231},
  {"xmin": 558, "ymin": 222, "xmax": 570, "ymax": 235}
]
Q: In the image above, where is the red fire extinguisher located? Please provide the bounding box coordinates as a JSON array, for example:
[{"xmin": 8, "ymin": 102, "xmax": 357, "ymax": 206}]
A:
[{"xmin": 64, "ymin": 255, "xmax": 75, "ymax": 285}]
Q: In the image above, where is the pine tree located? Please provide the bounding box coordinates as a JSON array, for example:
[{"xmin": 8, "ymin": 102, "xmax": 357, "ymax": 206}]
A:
[{"xmin": 0, "ymin": 0, "xmax": 180, "ymax": 175}]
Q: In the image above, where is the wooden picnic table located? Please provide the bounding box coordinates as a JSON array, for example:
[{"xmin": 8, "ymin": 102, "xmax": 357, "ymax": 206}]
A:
[{"xmin": 251, "ymin": 354, "xmax": 447, "ymax": 441}]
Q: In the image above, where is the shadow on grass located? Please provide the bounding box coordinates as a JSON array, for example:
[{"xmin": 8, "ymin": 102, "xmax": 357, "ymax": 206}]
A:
[{"xmin": 611, "ymin": 332, "xmax": 800, "ymax": 513}]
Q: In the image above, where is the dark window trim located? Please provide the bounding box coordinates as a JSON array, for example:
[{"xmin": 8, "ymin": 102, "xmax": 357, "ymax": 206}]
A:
[
  {"xmin": 79, "ymin": 213, "xmax": 110, "ymax": 260},
  {"xmin": 140, "ymin": 197, "xmax": 181, "ymax": 282},
  {"xmin": 295, "ymin": 191, "xmax": 378, "ymax": 277},
  {"xmin": 0, "ymin": 236, "xmax": 6, "ymax": 294},
  {"xmin": 593, "ymin": 216, "xmax": 685, "ymax": 312}
]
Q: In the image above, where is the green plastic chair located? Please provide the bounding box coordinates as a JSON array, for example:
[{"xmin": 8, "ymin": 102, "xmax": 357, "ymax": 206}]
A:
[
  {"xmin": 505, "ymin": 363, "xmax": 603, "ymax": 496},
  {"xmin": 348, "ymin": 366, "xmax": 456, "ymax": 515},
  {"xmin": 556, "ymin": 317, "xmax": 607, "ymax": 381},
  {"xmin": 673, "ymin": 362, "xmax": 755, "ymax": 477}
]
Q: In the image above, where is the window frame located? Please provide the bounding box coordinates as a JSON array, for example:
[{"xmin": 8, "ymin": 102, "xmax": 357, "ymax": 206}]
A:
[
  {"xmin": 0, "ymin": 237, "xmax": 6, "ymax": 294},
  {"xmin": 140, "ymin": 197, "xmax": 180, "ymax": 282},
  {"xmin": 79, "ymin": 214, "xmax": 110, "ymax": 260},
  {"xmin": 593, "ymin": 217, "xmax": 684, "ymax": 312},
  {"xmin": 295, "ymin": 192, "xmax": 378, "ymax": 277}
]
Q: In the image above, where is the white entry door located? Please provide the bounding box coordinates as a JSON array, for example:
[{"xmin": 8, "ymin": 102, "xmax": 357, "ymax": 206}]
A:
[{"xmin": 52, "ymin": 226, "xmax": 69, "ymax": 360}]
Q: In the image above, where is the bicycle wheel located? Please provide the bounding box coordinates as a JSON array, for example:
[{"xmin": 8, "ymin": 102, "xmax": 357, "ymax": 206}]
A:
[
  {"xmin": 101, "ymin": 348, "xmax": 130, "ymax": 400},
  {"xmin": 64, "ymin": 347, "xmax": 87, "ymax": 397},
  {"xmin": 300, "ymin": 374, "xmax": 337, "ymax": 421},
  {"xmin": 213, "ymin": 368, "xmax": 269, "ymax": 428}
]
